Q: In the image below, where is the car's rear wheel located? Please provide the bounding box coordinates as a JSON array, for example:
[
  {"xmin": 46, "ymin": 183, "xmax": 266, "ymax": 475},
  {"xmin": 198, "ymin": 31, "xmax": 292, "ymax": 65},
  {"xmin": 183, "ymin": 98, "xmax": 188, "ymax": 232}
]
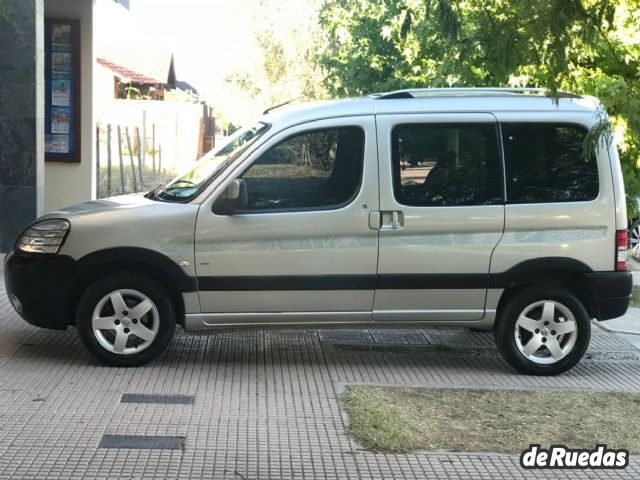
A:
[
  {"xmin": 494, "ymin": 285, "xmax": 590, "ymax": 375},
  {"xmin": 76, "ymin": 273, "xmax": 176, "ymax": 366}
]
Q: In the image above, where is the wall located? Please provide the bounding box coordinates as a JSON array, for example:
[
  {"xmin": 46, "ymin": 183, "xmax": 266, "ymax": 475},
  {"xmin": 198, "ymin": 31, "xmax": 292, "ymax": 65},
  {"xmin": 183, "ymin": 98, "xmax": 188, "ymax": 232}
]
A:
[
  {"xmin": 44, "ymin": 0, "xmax": 94, "ymax": 213},
  {"xmin": 96, "ymin": 93, "xmax": 204, "ymax": 175},
  {"xmin": 0, "ymin": 0, "xmax": 44, "ymax": 252}
]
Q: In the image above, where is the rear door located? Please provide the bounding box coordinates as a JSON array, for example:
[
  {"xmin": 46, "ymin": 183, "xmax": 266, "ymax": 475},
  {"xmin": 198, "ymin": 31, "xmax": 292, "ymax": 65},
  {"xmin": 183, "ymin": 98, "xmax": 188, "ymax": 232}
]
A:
[{"xmin": 373, "ymin": 113, "xmax": 505, "ymax": 321}]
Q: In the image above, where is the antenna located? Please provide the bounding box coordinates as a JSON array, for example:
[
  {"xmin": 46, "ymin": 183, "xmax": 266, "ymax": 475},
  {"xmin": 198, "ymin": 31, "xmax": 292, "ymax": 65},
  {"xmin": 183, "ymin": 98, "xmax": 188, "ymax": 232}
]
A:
[{"xmin": 263, "ymin": 97, "xmax": 301, "ymax": 115}]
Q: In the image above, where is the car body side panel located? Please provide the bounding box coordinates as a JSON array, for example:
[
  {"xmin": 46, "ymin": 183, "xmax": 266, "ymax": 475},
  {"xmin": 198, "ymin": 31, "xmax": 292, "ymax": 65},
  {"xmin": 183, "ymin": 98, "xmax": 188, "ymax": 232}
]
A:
[
  {"xmin": 52, "ymin": 195, "xmax": 199, "ymax": 279},
  {"xmin": 490, "ymin": 111, "xmax": 616, "ymax": 275},
  {"xmin": 607, "ymin": 141, "xmax": 628, "ymax": 230},
  {"xmin": 194, "ymin": 115, "xmax": 380, "ymax": 317},
  {"xmin": 373, "ymin": 113, "xmax": 505, "ymax": 321}
]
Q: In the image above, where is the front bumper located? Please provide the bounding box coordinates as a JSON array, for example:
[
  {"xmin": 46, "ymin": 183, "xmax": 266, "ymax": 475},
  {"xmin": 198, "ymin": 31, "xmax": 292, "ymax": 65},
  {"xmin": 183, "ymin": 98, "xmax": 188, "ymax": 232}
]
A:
[
  {"xmin": 4, "ymin": 251, "xmax": 79, "ymax": 330},
  {"xmin": 586, "ymin": 271, "xmax": 633, "ymax": 321}
]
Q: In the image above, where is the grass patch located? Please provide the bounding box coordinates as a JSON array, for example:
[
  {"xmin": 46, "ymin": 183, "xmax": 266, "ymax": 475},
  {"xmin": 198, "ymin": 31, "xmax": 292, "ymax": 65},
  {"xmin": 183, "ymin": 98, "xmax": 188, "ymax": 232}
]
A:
[{"xmin": 343, "ymin": 386, "xmax": 640, "ymax": 454}]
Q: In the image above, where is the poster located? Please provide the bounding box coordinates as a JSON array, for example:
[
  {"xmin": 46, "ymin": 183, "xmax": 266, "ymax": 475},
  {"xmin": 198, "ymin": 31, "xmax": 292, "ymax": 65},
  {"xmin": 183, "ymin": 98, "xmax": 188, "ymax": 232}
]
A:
[
  {"xmin": 51, "ymin": 79, "xmax": 71, "ymax": 106},
  {"xmin": 45, "ymin": 20, "xmax": 80, "ymax": 162},
  {"xmin": 51, "ymin": 52, "xmax": 71, "ymax": 72},
  {"xmin": 51, "ymin": 107, "xmax": 70, "ymax": 134},
  {"xmin": 52, "ymin": 24, "xmax": 71, "ymax": 51},
  {"xmin": 45, "ymin": 134, "xmax": 70, "ymax": 154}
]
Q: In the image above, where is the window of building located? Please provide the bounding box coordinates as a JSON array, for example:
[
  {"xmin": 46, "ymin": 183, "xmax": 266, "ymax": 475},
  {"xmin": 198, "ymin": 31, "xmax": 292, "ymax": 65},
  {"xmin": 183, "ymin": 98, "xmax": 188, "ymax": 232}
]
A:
[
  {"xmin": 240, "ymin": 127, "xmax": 365, "ymax": 212},
  {"xmin": 502, "ymin": 123, "xmax": 599, "ymax": 203},
  {"xmin": 392, "ymin": 123, "xmax": 502, "ymax": 206}
]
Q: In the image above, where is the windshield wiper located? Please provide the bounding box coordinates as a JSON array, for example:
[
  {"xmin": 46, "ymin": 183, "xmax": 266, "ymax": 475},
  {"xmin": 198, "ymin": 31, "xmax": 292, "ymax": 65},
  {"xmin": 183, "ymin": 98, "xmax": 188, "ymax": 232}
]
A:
[{"xmin": 144, "ymin": 180, "xmax": 171, "ymax": 200}]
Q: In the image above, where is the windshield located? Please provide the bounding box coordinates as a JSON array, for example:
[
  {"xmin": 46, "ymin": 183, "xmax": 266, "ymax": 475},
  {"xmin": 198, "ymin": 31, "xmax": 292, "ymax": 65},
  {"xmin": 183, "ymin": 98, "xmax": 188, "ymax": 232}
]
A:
[{"xmin": 151, "ymin": 122, "xmax": 269, "ymax": 202}]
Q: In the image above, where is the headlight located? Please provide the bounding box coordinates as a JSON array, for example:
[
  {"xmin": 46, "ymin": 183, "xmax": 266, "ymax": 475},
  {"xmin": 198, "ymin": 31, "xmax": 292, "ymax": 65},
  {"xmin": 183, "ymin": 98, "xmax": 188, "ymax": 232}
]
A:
[{"xmin": 17, "ymin": 219, "xmax": 70, "ymax": 254}]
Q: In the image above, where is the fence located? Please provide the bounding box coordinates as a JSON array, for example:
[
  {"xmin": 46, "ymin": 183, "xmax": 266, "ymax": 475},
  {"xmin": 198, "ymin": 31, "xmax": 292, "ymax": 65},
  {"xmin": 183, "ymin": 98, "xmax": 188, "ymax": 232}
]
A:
[
  {"xmin": 95, "ymin": 100, "xmax": 215, "ymax": 198},
  {"xmin": 96, "ymin": 122, "xmax": 175, "ymax": 198}
]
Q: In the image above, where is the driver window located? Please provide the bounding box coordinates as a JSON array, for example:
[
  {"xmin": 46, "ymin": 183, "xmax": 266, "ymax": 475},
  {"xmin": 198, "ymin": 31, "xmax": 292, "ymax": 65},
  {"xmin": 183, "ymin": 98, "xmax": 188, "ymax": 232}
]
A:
[{"xmin": 240, "ymin": 127, "xmax": 365, "ymax": 212}]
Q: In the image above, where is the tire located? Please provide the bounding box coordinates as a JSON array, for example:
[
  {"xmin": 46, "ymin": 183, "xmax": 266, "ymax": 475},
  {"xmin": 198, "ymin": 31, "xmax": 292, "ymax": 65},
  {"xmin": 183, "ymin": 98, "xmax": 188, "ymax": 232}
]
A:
[
  {"xmin": 494, "ymin": 285, "xmax": 590, "ymax": 375},
  {"xmin": 629, "ymin": 219, "xmax": 640, "ymax": 261},
  {"xmin": 76, "ymin": 272, "xmax": 176, "ymax": 367}
]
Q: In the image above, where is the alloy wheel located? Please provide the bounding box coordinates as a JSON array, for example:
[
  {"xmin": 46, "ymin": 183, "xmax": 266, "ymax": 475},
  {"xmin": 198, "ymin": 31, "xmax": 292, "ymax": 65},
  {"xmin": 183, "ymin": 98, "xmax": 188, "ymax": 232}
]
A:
[
  {"xmin": 91, "ymin": 289, "xmax": 160, "ymax": 355},
  {"xmin": 513, "ymin": 300, "xmax": 578, "ymax": 365}
]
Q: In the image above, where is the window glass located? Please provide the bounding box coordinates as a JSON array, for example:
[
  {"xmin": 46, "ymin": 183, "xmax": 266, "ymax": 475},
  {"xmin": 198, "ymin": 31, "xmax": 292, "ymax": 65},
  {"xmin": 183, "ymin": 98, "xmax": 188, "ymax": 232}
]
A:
[
  {"xmin": 240, "ymin": 127, "xmax": 364, "ymax": 211},
  {"xmin": 242, "ymin": 127, "xmax": 364, "ymax": 211},
  {"xmin": 154, "ymin": 122, "xmax": 268, "ymax": 202},
  {"xmin": 392, "ymin": 123, "xmax": 502, "ymax": 206},
  {"xmin": 502, "ymin": 123, "xmax": 598, "ymax": 203}
]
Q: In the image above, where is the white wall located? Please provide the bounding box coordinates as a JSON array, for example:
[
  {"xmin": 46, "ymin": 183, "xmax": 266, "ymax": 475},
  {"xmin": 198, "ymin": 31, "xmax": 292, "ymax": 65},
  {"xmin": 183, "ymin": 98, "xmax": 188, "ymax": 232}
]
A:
[
  {"xmin": 96, "ymin": 94, "xmax": 204, "ymax": 175},
  {"xmin": 44, "ymin": 0, "xmax": 95, "ymax": 213}
]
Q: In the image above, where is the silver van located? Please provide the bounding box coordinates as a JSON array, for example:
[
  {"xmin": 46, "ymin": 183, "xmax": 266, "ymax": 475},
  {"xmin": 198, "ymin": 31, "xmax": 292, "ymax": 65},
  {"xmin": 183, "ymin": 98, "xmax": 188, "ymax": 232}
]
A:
[{"xmin": 4, "ymin": 88, "xmax": 632, "ymax": 374}]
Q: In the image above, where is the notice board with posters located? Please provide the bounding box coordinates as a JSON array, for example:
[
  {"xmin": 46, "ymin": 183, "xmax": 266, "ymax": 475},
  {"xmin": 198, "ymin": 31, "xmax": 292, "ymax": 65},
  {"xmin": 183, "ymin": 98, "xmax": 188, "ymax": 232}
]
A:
[{"xmin": 44, "ymin": 19, "xmax": 81, "ymax": 163}]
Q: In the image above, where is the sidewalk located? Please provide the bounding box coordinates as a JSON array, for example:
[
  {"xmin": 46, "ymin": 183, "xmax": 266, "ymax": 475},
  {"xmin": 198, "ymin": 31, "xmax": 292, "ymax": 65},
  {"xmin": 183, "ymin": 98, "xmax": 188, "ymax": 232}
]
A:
[{"xmin": 596, "ymin": 260, "xmax": 640, "ymax": 348}]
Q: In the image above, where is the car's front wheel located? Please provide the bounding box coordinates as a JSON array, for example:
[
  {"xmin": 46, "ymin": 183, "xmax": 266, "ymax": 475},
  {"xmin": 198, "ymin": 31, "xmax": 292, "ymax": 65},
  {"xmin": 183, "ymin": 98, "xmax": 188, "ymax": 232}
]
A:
[
  {"xmin": 494, "ymin": 285, "xmax": 591, "ymax": 375},
  {"xmin": 76, "ymin": 273, "xmax": 176, "ymax": 366}
]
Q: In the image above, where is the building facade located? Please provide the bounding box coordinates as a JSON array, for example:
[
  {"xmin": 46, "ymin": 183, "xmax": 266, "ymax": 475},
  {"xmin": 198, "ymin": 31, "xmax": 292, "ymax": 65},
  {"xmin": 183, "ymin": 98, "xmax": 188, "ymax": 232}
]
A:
[{"xmin": 0, "ymin": 0, "xmax": 96, "ymax": 252}]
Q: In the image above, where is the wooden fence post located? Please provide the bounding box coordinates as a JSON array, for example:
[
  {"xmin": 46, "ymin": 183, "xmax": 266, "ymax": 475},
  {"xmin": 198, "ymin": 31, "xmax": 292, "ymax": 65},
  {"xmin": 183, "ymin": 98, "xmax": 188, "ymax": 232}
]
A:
[
  {"xmin": 107, "ymin": 124, "xmax": 112, "ymax": 197},
  {"xmin": 125, "ymin": 126, "xmax": 138, "ymax": 192},
  {"xmin": 142, "ymin": 110, "xmax": 147, "ymax": 169},
  {"xmin": 117, "ymin": 125, "xmax": 125, "ymax": 194},
  {"xmin": 152, "ymin": 123, "xmax": 156, "ymax": 175},
  {"xmin": 96, "ymin": 124, "xmax": 101, "ymax": 198},
  {"xmin": 134, "ymin": 126, "xmax": 143, "ymax": 186}
]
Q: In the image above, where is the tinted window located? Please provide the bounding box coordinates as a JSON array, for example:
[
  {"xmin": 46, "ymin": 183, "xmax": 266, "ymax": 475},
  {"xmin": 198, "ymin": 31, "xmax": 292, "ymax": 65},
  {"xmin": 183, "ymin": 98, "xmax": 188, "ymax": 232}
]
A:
[
  {"xmin": 240, "ymin": 127, "xmax": 364, "ymax": 211},
  {"xmin": 392, "ymin": 123, "xmax": 502, "ymax": 206},
  {"xmin": 502, "ymin": 124, "xmax": 598, "ymax": 203}
]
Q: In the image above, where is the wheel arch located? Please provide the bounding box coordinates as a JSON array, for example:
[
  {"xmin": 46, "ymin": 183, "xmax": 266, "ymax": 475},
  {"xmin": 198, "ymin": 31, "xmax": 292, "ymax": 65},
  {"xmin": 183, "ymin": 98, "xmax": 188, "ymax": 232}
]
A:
[
  {"xmin": 70, "ymin": 247, "xmax": 197, "ymax": 327},
  {"xmin": 492, "ymin": 257, "xmax": 598, "ymax": 321}
]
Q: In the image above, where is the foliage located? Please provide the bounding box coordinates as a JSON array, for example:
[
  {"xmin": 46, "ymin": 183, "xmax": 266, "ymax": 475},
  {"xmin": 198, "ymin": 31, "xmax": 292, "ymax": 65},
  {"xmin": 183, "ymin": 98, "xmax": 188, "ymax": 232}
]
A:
[
  {"xmin": 318, "ymin": 0, "xmax": 640, "ymax": 216},
  {"xmin": 225, "ymin": 0, "xmax": 329, "ymax": 120},
  {"xmin": 117, "ymin": 82, "xmax": 151, "ymax": 101}
]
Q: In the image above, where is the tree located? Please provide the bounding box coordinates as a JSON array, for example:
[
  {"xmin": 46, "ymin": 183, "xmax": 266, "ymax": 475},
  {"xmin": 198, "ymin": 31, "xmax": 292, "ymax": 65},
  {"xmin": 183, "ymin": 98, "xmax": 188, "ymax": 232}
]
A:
[
  {"xmin": 318, "ymin": 0, "xmax": 640, "ymax": 215},
  {"xmin": 225, "ymin": 0, "xmax": 329, "ymax": 124}
]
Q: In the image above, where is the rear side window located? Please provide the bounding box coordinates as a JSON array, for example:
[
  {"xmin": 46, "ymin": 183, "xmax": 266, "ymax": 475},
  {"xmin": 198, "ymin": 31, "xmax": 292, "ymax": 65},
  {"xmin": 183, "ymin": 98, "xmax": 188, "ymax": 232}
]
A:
[
  {"xmin": 391, "ymin": 123, "xmax": 503, "ymax": 206},
  {"xmin": 240, "ymin": 127, "xmax": 364, "ymax": 212},
  {"xmin": 502, "ymin": 123, "xmax": 598, "ymax": 203}
]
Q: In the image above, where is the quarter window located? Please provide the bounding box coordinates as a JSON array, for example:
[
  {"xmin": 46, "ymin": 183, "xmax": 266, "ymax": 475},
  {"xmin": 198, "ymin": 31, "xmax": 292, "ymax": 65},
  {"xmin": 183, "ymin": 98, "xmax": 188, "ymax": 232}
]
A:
[
  {"xmin": 240, "ymin": 127, "xmax": 364, "ymax": 212},
  {"xmin": 502, "ymin": 123, "xmax": 599, "ymax": 203},
  {"xmin": 392, "ymin": 123, "xmax": 502, "ymax": 206}
]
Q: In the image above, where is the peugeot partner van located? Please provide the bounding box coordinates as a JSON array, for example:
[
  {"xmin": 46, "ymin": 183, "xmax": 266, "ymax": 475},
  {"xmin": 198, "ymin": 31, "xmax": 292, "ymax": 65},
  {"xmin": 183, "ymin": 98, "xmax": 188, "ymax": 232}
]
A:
[{"xmin": 4, "ymin": 88, "xmax": 632, "ymax": 375}]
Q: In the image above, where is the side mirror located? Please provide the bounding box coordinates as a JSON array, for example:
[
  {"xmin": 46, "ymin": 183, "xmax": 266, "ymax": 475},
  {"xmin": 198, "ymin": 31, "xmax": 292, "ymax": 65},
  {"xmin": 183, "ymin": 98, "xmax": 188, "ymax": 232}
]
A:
[{"xmin": 212, "ymin": 179, "xmax": 248, "ymax": 215}]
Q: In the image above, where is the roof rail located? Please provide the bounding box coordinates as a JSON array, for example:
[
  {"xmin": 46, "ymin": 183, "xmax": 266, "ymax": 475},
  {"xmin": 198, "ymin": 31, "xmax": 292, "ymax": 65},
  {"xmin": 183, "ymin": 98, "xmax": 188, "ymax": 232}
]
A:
[{"xmin": 371, "ymin": 88, "xmax": 582, "ymax": 99}]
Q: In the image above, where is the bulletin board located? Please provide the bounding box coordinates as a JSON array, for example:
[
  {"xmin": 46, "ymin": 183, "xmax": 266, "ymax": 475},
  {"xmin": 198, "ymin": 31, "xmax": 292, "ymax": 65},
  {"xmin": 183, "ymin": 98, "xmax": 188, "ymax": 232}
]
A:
[{"xmin": 44, "ymin": 19, "xmax": 81, "ymax": 163}]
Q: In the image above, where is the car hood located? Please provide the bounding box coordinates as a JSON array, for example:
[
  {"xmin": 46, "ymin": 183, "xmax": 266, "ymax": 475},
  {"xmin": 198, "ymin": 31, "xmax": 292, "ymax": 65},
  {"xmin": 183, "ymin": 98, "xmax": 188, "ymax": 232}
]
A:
[{"xmin": 43, "ymin": 193, "xmax": 161, "ymax": 219}]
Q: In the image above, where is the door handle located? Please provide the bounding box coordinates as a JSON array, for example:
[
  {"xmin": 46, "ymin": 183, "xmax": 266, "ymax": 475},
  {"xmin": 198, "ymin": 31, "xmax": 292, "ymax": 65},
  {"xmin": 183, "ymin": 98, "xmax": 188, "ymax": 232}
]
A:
[
  {"xmin": 391, "ymin": 211, "xmax": 401, "ymax": 229},
  {"xmin": 379, "ymin": 210, "xmax": 404, "ymax": 230},
  {"xmin": 368, "ymin": 211, "xmax": 381, "ymax": 230}
]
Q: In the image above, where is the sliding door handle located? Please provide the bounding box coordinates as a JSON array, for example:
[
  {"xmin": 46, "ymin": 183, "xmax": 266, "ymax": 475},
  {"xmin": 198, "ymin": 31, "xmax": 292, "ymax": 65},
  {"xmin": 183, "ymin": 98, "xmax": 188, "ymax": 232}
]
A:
[{"xmin": 379, "ymin": 210, "xmax": 404, "ymax": 230}]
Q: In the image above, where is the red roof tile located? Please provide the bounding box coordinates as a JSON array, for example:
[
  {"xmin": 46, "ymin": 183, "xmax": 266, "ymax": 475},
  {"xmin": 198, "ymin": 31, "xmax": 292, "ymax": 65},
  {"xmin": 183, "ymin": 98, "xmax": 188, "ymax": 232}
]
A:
[{"xmin": 97, "ymin": 57, "xmax": 163, "ymax": 84}]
